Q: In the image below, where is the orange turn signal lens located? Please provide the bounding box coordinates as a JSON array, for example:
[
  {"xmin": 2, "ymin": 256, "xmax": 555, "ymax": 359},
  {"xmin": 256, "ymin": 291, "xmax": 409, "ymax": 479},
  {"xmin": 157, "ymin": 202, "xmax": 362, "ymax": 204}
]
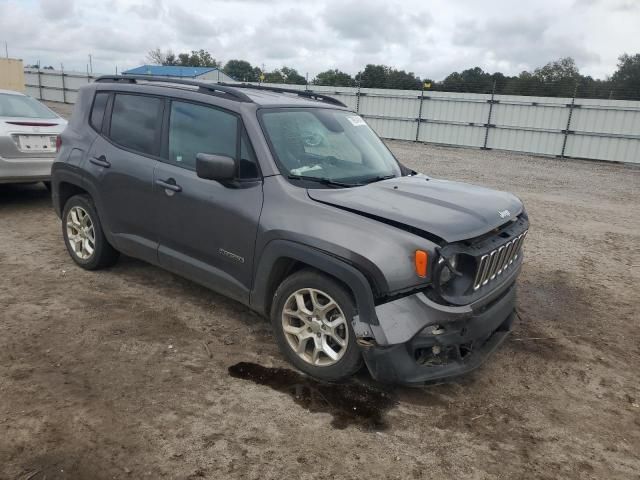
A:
[{"xmin": 415, "ymin": 250, "xmax": 428, "ymax": 278}]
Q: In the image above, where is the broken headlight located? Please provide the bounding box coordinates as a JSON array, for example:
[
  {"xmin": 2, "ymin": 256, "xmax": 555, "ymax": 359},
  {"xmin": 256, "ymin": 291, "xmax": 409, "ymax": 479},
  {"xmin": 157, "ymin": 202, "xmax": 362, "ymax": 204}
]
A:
[
  {"xmin": 438, "ymin": 254, "xmax": 459, "ymax": 287},
  {"xmin": 434, "ymin": 253, "xmax": 476, "ymax": 300}
]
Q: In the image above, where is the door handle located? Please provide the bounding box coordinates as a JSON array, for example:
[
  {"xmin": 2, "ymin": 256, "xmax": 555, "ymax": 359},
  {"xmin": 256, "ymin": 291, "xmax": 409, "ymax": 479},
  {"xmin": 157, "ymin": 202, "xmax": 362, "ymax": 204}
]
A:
[
  {"xmin": 156, "ymin": 178, "xmax": 182, "ymax": 193},
  {"xmin": 90, "ymin": 155, "xmax": 110, "ymax": 168}
]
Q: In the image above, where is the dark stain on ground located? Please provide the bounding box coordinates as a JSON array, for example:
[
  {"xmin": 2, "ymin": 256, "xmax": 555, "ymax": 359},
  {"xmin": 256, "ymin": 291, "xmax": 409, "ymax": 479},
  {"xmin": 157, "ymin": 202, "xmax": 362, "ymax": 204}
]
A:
[{"xmin": 228, "ymin": 362, "xmax": 397, "ymax": 431}]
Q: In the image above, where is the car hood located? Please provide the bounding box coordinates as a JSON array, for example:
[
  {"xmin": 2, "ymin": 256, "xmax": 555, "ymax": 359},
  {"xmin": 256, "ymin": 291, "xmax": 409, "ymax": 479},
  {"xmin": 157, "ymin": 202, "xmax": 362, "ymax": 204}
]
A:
[{"xmin": 307, "ymin": 175, "xmax": 523, "ymax": 243}]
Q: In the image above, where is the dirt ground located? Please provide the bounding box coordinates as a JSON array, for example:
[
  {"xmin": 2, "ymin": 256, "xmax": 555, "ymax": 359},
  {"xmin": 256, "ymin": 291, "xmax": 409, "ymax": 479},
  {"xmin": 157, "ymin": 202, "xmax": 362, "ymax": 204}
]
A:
[{"xmin": 1, "ymin": 102, "xmax": 639, "ymax": 479}]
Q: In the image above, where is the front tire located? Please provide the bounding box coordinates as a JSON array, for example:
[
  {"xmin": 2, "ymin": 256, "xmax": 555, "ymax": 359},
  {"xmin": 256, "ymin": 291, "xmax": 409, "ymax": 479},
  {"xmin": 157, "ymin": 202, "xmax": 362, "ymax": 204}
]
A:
[
  {"xmin": 271, "ymin": 269, "xmax": 363, "ymax": 381},
  {"xmin": 62, "ymin": 194, "xmax": 119, "ymax": 270}
]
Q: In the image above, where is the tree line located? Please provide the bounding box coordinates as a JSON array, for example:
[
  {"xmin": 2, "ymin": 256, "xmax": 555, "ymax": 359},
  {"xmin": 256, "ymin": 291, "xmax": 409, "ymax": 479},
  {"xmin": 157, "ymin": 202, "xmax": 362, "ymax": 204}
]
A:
[{"xmin": 146, "ymin": 49, "xmax": 640, "ymax": 100}]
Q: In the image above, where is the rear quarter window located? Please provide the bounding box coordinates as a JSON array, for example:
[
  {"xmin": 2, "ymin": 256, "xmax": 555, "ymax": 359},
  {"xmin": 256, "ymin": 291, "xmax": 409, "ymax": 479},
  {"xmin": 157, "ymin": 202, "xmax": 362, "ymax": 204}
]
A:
[{"xmin": 89, "ymin": 92, "xmax": 109, "ymax": 132}]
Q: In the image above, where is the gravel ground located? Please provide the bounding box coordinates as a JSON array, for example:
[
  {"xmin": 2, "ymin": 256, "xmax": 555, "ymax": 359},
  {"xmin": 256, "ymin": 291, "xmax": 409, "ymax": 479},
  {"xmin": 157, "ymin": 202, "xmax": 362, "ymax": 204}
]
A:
[{"xmin": 0, "ymin": 102, "xmax": 639, "ymax": 479}]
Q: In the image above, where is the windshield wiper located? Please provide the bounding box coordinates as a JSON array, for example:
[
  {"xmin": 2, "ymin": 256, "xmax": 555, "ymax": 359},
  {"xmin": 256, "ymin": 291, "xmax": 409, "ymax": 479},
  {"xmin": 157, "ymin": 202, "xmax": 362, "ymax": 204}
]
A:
[
  {"xmin": 287, "ymin": 174, "xmax": 360, "ymax": 188},
  {"xmin": 360, "ymin": 174, "xmax": 397, "ymax": 185}
]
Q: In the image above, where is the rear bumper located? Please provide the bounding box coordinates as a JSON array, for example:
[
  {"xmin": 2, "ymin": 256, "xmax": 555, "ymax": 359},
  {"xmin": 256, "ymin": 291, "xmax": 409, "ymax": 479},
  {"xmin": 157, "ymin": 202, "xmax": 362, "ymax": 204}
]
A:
[
  {"xmin": 0, "ymin": 156, "xmax": 54, "ymax": 183},
  {"xmin": 357, "ymin": 266, "xmax": 520, "ymax": 385}
]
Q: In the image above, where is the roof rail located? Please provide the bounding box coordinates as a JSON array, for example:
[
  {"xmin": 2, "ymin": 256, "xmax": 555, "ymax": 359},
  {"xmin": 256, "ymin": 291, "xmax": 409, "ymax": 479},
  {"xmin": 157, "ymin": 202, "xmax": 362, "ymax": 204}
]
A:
[
  {"xmin": 218, "ymin": 82, "xmax": 347, "ymax": 107},
  {"xmin": 94, "ymin": 75, "xmax": 253, "ymax": 103},
  {"xmin": 93, "ymin": 75, "xmax": 347, "ymax": 107}
]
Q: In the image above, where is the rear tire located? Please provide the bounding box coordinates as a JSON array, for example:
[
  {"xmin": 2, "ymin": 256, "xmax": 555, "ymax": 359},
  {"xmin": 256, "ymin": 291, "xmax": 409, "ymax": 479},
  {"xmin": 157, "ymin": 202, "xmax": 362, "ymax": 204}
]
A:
[
  {"xmin": 271, "ymin": 269, "xmax": 363, "ymax": 381},
  {"xmin": 62, "ymin": 194, "xmax": 119, "ymax": 270}
]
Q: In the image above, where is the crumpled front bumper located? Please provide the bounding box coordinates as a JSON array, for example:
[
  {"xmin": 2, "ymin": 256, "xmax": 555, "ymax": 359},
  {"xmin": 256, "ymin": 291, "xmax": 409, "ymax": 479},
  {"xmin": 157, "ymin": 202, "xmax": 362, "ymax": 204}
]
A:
[{"xmin": 353, "ymin": 265, "xmax": 519, "ymax": 385}]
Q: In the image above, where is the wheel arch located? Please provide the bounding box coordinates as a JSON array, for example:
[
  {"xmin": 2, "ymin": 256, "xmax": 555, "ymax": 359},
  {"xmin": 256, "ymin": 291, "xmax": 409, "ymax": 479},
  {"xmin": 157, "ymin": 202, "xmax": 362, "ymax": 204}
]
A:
[
  {"xmin": 51, "ymin": 166, "xmax": 86, "ymax": 218},
  {"xmin": 56, "ymin": 181, "xmax": 88, "ymax": 216},
  {"xmin": 250, "ymin": 240, "xmax": 380, "ymax": 326},
  {"xmin": 52, "ymin": 166, "xmax": 116, "ymax": 248}
]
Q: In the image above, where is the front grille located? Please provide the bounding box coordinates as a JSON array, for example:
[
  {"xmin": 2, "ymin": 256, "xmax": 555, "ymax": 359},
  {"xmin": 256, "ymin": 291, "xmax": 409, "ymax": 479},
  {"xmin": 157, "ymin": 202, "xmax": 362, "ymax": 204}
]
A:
[{"xmin": 473, "ymin": 230, "xmax": 528, "ymax": 290}]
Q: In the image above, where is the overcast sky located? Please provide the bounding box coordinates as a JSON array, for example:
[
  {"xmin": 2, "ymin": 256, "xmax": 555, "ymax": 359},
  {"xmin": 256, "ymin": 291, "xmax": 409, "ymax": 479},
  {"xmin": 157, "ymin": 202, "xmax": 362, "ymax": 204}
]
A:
[{"xmin": 1, "ymin": 0, "xmax": 639, "ymax": 79}]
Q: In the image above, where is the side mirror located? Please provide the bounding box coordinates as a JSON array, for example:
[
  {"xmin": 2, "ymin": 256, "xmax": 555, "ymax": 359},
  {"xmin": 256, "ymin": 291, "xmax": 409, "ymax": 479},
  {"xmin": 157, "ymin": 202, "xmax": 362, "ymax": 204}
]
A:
[{"xmin": 196, "ymin": 153, "xmax": 236, "ymax": 181}]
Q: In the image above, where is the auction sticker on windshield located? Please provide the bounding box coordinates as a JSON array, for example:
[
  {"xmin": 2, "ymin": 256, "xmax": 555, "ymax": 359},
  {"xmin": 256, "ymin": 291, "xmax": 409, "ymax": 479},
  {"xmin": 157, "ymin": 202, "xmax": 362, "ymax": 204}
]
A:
[{"xmin": 346, "ymin": 115, "xmax": 367, "ymax": 127}]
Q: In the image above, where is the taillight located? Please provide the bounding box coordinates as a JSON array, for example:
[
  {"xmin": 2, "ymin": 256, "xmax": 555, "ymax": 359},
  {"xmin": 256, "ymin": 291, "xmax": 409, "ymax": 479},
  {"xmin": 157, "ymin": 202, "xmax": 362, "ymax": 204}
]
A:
[{"xmin": 56, "ymin": 135, "xmax": 62, "ymax": 152}]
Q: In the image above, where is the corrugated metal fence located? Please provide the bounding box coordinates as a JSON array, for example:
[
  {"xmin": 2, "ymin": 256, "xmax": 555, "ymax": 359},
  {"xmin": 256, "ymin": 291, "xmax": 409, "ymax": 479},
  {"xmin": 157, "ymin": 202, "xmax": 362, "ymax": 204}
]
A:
[
  {"xmin": 24, "ymin": 69, "xmax": 640, "ymax": 164},
  {"xmin": 24, "ymin": 68, "xmax": 97, "ymax": 104}
]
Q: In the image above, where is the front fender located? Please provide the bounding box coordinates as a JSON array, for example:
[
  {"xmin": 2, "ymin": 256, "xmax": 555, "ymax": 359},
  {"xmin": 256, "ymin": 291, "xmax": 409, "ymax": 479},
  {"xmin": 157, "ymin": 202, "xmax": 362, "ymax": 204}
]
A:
[{"xmin": 250, "ymin": 239, "xmax": 381, "ymax": 330}]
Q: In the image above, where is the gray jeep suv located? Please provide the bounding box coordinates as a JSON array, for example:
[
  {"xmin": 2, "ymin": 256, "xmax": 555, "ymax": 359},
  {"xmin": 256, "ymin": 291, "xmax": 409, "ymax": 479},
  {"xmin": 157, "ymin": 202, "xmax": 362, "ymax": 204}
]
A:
[{"xmin": 52, "ymin": 76, "xmax": 528, "ymax": 384}]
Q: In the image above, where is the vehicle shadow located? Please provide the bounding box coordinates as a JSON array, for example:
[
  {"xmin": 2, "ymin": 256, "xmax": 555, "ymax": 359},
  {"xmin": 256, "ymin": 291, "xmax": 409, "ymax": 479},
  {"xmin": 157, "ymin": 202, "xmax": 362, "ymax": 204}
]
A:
[
  {"xmin": 111, "ymin": 254, "xmax": 265, "ymax": 329},
  {"xmin": 0, "ymin": 183, "xmax": 51, "ymax": 208}
]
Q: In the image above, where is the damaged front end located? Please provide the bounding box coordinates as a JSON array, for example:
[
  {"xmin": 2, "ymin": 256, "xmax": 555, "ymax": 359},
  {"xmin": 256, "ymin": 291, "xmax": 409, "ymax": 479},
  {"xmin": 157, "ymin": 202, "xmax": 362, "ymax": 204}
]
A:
[{"xmin": 352, "ymin": 215, "xmax": 528, "ymax": 385}]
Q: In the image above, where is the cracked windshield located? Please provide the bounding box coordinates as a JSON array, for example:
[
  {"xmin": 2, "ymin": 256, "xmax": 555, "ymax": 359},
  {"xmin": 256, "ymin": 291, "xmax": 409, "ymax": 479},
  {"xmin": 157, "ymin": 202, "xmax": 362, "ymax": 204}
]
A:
[{"xmin": 261, "ymin": 109, "xmax": 402, "ymax": 185}]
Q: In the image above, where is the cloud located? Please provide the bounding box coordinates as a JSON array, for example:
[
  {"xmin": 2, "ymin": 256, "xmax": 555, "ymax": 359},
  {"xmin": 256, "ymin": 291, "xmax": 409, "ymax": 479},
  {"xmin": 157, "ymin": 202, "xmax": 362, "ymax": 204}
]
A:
[
  {"xmin": 574, "ymin": 0, "xmax": 639, "ymax": 9},
  {"xmin": 128, "ymin": 0, "xmax": 165, "ymax": 19},
  {"xmin": 323, "ymin": 0, "xmax": 427, "ymax": 44},
  {"xmin": 232, "ymin": 9, "xmax": 333, "ymax": 66},
  {"xmin": 613, "ymin": 0, "xmax": 640, "ymax": 11},
  {"xmin": 452, "ymin": 15, "xmax": 600, "ymax": 73},
  {"xmin": 1, "ymin": 0, "xmax": 638, "ymax": 80},
  {"xmin": 168, "ymin": 5, "xmax": 219, "ymax": 39},
  {"xmin": 40, "ymin": 0, "xmax": 75, "ymax": 20}
]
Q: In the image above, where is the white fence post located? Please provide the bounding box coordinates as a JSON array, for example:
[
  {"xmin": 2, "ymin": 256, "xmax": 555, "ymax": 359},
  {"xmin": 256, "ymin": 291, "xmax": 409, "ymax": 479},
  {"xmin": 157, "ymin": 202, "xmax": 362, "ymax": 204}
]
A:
[
  {"xmin": 37, "ymin": 68, "xmax": 42, "ymax": 100},
  {"xmin": 415, "ymin": 88, "xmax": 425, "ymax": 142},
  {"xmin": 482, "ymin": 81, "xmax": 497, "ymax": 150},
  {"xmin": 61, "ymin": 67, "xmax": 66, "ymax": 103},
  {"xmin": 560, "ymin": 83, "xmax": 579, "ymax": 159}
]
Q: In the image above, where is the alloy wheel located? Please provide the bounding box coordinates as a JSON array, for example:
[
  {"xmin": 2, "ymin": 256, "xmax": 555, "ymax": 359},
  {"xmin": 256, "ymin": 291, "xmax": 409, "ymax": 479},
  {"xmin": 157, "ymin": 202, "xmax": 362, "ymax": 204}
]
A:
[
  {"xmin": 281, "ymin": 288, "xmax": 349, "ymax": 367},
  {"xmin": 66, "ymin": 206, "xmax": 96, "ymax": 260}
]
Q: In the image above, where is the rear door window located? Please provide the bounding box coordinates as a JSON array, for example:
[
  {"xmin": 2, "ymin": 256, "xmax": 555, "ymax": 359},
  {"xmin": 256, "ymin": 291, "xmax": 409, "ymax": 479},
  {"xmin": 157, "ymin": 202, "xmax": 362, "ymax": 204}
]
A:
[{"xmin": 109, "ymin": 94, "xmax": 163, "ymax": 156}]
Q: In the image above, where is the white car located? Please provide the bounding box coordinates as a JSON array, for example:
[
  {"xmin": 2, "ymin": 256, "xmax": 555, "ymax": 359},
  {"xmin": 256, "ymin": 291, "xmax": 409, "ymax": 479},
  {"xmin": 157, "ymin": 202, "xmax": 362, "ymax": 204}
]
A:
[{"xmin": 0, "ymin": 89, "xmax": 67, "ymax": 185}]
